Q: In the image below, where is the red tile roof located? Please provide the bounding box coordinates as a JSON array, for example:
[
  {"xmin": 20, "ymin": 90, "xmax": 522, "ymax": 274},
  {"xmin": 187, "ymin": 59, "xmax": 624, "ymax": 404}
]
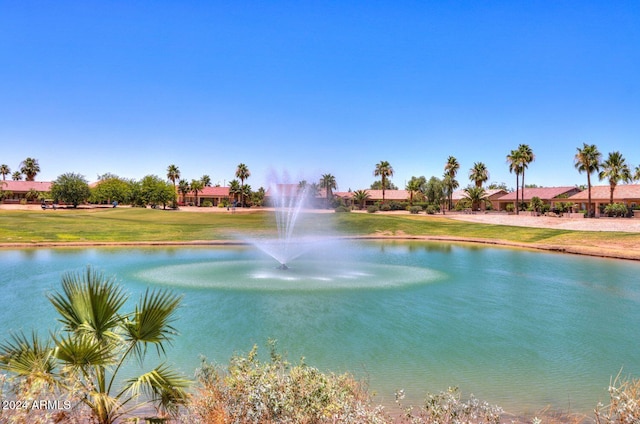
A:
[
  {"xmin": 567, "ymin": 184, "xmax": 640, "ymax": 201},
  {"xmin": 451, "ymin": 189, "xmax": 507, "ymax": 201},
  {"xmin": 190, "ymin": 186, "xmax": 230, "ymax": 197},
  {"xmin": 0, "ymin": 180, "xmax": 52, "ymax": 192},
  {"xmin": 497, "ymin": 187, "xmax": 579, "ymax": 201},
  {"xmin": 334, "ymin": 190, "xmax": 408, "ymax": 201}
]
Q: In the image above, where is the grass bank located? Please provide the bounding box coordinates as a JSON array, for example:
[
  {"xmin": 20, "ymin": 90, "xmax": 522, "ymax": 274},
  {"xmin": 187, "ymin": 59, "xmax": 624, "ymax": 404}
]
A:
[{"xmin": 1, "ymin": 208, "xmax": 639, "ymax": 260}]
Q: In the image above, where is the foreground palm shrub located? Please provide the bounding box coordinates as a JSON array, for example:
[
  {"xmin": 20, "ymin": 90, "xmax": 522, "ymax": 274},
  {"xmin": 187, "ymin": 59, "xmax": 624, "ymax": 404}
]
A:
[
  {"xmin": 182, "ymin": 340, "xmax": 389, "ymax": 424},
  {"xmin": 595, "ymin": 373, "xmax": 640, "ymax": 424},
  {"xmin": 0, "ymin": 266, "xmax": 189, "ymax": 424}
]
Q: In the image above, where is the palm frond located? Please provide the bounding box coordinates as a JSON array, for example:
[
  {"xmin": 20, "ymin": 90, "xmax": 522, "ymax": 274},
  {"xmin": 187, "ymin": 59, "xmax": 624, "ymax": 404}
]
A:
[
  {"xmin": 124, "ymin": 363, "xmax": 189, "ymax": 416},
  {"xmin": 0, "ymin": 330, "xmax": 56, "ymax": 382},
  {"xmin": 52, "ymin": 332, "xmax": 117, "ymax": 369},
  {"xmin": 123, "ymin": 288, "xmax": 182, "ymax": 361},
  {"xmin": 48, "ymin": 266, "xmax": 127, "ymax": 343}
]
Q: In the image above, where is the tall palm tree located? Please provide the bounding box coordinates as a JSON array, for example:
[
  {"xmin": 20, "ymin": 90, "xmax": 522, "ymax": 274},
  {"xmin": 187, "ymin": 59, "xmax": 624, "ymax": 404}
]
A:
[
  {"xmin": 319, "ymin": 173, "xmax": 337, "ymax": 209},
  {"xmin": 574, "ymin": 143, "xmax": 602, "ymax": 217},
  {"xmin": 469, "ymin": 162, "xmax": 489, "ymax": 188},
  {"xmin": 20, "ymin": 157, "xmax": 40, "ymax": 181},
  {"xmin": 166, "ymin": 164, "xmax": 180, "ymax": 192},
  {"xmin": 0, "ymin": 267, "xmax": 188, "ymax": 424},
  {"xmin": 352, "ymin": 189, "xmax": 370, "ymax": 210},
  {"xmin": 374, "ymin": 161, "xmax": 394, "ymax": 201},
  {"xmin": 517, "ymin": 144, "xmax": 535, "ymax": 204},
  {"xmin": 235, "ymin": 163, "xmax": 251, "ymax": 206},
  {"xmin": 200, "ymin": 175, "xmax": 212, "ymax": 187},
  {"xmin": 444, "ymin": 156, "xmax": 460, "ymax": 210},
  {"xmin": 0, "ymin": 164, "xmax": 10, "ymax": 180},
  {"xmin": 599, "ymin": 151, "xmax": 632, "ymax": 205},
  {"xmin": 506, "ymin": 149, "xmax": 524, "ymax": 214},
  {"xmin": 12, "ymin": 171, "xmax": 22, "ymax": 181},
  {"xmin": 190, "ymin": 179, "xmax": 204, "ymax": 206}
]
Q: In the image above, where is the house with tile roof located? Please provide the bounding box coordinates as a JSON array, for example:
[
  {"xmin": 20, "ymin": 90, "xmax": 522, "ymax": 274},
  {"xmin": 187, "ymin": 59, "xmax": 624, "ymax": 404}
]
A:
[
  {"xmin": 494, "ymin": 186, "xmax": 580, "ymax": 211},
  {"xmin": 0, "ymin": 180, "xmax": 52, "ymax": 203},
  {"xmin": 183, "ymin": 186, "xmax": 230, "ymax": 206},
  {"xmin": 567, "ymin": 184, "xmax": 640, "ymax": 217},
  {"xmin": 334, "ymin": 190, "xmax": 410, "ymax": 207},
  {"xmin": 450, "ymin": 189, "xmax": 508, "ymax": 210}
]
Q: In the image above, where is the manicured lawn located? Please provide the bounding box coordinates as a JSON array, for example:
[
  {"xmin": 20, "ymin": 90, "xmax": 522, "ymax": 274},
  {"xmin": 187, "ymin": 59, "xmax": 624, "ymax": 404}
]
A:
[{"xmin": 1, "ymin": 208, "xmax": 639, "ymax": 258}]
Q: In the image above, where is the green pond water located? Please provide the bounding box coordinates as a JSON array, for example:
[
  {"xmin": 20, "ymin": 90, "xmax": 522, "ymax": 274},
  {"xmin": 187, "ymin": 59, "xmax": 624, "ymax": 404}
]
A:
[{"xmin": 1, "ymin": 241, "xmax": 639, "ymax": 415}]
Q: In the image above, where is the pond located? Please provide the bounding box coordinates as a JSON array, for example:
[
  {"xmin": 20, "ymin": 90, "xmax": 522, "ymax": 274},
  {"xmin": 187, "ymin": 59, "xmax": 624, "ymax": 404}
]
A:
[{"xmin": 1, "ymin": 241, "xmax": 639, "ymax": 415}]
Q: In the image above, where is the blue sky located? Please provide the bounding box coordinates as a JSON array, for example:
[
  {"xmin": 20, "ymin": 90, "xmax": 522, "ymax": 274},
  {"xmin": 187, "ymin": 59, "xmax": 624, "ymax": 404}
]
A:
[{"xmin": 1, "ymin": 1, "xmax": 638, "ymax": 191}]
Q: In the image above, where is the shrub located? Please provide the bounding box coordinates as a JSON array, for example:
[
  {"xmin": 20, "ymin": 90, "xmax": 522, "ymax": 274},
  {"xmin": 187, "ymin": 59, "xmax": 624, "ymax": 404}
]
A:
[
  {"xmin": 182, "ymin": 341, "xmax": 389, "ymax": 424},
  {"xmin": 604, "ymin": 203, "xmax": 628, "ymax": 217},
  {"xmin": 379, "ymin": 203, "xmax": 391, "ymax": 212},
  {"xmin": 367, "ymin": 205, "xmax": 378, "ymax": 213},
  {"xmin": 335, "ymin": 205, "xmax": 351, "ymax": 213},
  {"xmin": 409, "ymin": 206, "xmax": 422, "ymax": 214},
  {"xmin": 425, "ymin": 205, "xmax": 437, "ymax": 215},
  {"xmin": 505, "ymin": 203, "xmax": 515, "ymax": 213},
  {"xmin": 202, "ymin": 200, "xmax": 213, "ymax": 207},
  {"xmin": 595, "ymin": 373, "xmax": 640, "ymax": 424}
]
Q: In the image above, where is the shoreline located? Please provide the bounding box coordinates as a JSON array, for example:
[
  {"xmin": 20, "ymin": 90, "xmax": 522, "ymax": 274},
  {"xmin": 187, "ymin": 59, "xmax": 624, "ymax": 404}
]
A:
[{"xmin": 1, "ymin": 234, "xmax": 638, "ymax": 262}]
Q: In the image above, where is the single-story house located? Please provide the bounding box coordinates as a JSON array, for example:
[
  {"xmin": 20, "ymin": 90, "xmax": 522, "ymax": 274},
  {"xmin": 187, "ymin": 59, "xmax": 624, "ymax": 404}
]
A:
[
  {"xmin": 567, "ymin": 184, "xmax": 640, "ymax": 217},
  {"xmin": 334, "ymin": 190, "xmax": 410, "ymax": 207},
  {"xmin": 494, "ymin": 186, "xmax": 581, "ymax": 211},
  {"xmin": 183, "ymin": 186, "xmax": 230, "ymax": 206},
  {"xmin": 0, "ymin": 180, "xmax": 52, "ymax": 203},
  {"xmin": 450, "ymin": 189, "xmax": 508, "ymax": 210}
]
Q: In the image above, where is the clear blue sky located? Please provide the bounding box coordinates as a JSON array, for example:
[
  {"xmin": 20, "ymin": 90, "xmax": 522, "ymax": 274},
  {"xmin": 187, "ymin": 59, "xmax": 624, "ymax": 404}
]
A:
[{"xmin": 1, "ymin": 1, "xmax": 638, "ymax": 191}]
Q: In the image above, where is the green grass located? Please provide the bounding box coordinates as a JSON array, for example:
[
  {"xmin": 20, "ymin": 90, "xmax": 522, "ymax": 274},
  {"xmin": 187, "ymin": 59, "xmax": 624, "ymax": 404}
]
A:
[{"xmin": 1, "ymin": 208, "xmax": 639, "ymax": 257}]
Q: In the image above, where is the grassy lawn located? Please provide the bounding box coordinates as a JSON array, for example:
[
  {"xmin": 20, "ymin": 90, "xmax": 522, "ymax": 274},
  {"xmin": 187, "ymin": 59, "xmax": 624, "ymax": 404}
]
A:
[{"xmin": 1, "ymin": 208, "xmax": 639, "ymax": 258}]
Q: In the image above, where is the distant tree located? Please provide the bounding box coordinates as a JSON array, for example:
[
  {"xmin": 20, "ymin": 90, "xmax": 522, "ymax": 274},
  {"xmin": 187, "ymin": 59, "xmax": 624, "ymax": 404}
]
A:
[
  {"xmin": 319, "ymin": 174, "xmax": 337, "ymax": 208},
  {"xmin": 444, "ymin": 156, "xmax": 460, "ymax": 210},
  {"xmin": 599, "ymin": 151, "xmax": 632, "ymax": 205},
  {"xmin": 406, "ymin": 178, "xmax": 424, "ymax": 205},
  {"xmin": 0, "ymin": 164, "xmax": 10, "ymax": 180},
  {"xmin": 235, "ymin": 164, "xmax": 250, "ymax": 206},
  {"xmin": 178, "ymin": 179, "xmax": 190, "ymax": 205},
  {"xmin": 139, "ymin": 175, "xmax": 176, "ymax": 209},
  {"xmin": 251, "ymin": 187, "xmax": 266, "ymax": 207},
  {"xmin": 20, "ymin": 157, "xmax": 40, "ymax": 181},
  {"xmin": 25, "ymin": 188, "xmax": 41, "ymax": 202},
  {"xmin": 200, "ymin": 175, "xmax": 212, "ymax": 187},
  {"xmin": 574, "ymin": 143, "xmax": 602, "ymax": 217},
  {"xmin": 167, "ymin": 164, "xmax": 180, "ymax": 192},
  {"xmin": 517, "ymin": 144, "xmax": 535, "ymax": 204},
  {"xmin": 469, "ymin": 162, "xmax": 489, "ymax": 188},
  {"xmin": 373, "ymin": 161, "xmax": 394, "ymax": 201},
  {"xmin": 91, "ymin": 176, "xmax": 132, "ymax": 204},
  {"xmin": 228, "ymin": 179, "xmax": 241, "ymax": 205},
  {"xmin": 370, "ymin": 180, "xmax": 398, "ymax": 190},
  {"xmin": 424, "ymin": 176, "xmax": 446, "ymax": 210},
  {"xmin": 352, "ymin": 189, "xmax": 370, "ymax": 210},
  {"xmin": 488, "ymin": 182, "xmax": 509, "ymax": 191},
  {"xmin": 506, "ymin": 149, "xmax": 523, "ymax": 214},
  {"xmin": 190, "ymin": 179, "xmax": 205, "ymax": 207},
  {"xmin": 51, "ymin": 173, "xmax": 91, "ymax": 207},
  {"xmin": 12, "ymin": 171, "xmax": 22, "ymax": 181},
  {"xmin": 635, "ymin": 165, "xmax": 640, "ymax": 181}
]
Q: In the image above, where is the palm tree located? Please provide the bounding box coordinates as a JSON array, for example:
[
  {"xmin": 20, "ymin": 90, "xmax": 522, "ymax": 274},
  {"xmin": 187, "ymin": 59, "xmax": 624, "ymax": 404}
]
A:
[
  {"xmin": 0, "ymin": 164, "xmax": 9, "ymax": 180},
  {"xmin": 464, "ymin": 186, "xmax": 490, "ymax": 211},
  {"xmin": 235, "ymin": 164, "xmax": 251, "ymax": 206},
  {"xmin": 20, "ymin": 157, "xmax": 40, "ymax": 181},
  {"xmin": 228, "ymin": 179, "xmax": 241, "ymax": 205},
  {"xmin": 352, "ymin": 189, "xmax": 370, "ymax": 210},
  {"xmin": 319, "ymin": 173, "xmax": 337, "ymax": 209},
  {"xmin": 11, "ymin": 171, "xmax": 22, "ymax": 181},
  {"xmin": 200, "ymin": 175, "xmax": 212, "ymax": 187},
  {"xmin": 574, "ymin": 143, "xmax": 602, "ymax": 217},
  {"xmin": 177, "ymin": 179, "xmax": 190, "ymax": 205},
  {"xmin": 469, "ymin": 162, "xmax": 489, "ymax": 188},
  {"xmin": 166, "ymin": 164, "xmax": 180, "ymax": 191},
  {"xmin": 506, "ymin": 149, "xmax": 523, "ymax": 214},
  {"xmin": 517, "ymin": 144, "xmax": 535, "ymax": 206},
  {"xmin": 406, "ymin": 179, "xmax": 422, "ymax": 205},
  {"xmin": 190, "ymin": 179, "xmax": 204, "ymax": 206},
  {"xmin": 635, "ymin": 165, "xmax": 640, "ymax": 181},
  {"xmin": 444, "ymin": 156, "xmax": 460, "ymax": 210},
  {"xmin": 374, "ymin": 161, "xmax": 394, "ymax": 201},
  {"xmin": 599, "ymin": 151, "xmax": 632, "ymax": 205},
  {"xmin": 0, "ymin": 267, "xmax": 188, "ymax": 424}
]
